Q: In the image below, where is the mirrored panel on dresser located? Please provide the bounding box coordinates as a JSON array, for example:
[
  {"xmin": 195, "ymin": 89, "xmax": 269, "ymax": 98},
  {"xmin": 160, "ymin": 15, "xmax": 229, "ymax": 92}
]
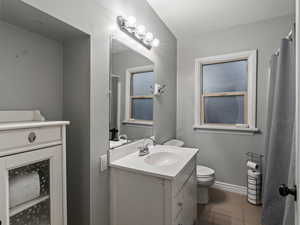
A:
[{"xmin": 109, "ymin": 38, "xmax": 154, "ymax": 149}]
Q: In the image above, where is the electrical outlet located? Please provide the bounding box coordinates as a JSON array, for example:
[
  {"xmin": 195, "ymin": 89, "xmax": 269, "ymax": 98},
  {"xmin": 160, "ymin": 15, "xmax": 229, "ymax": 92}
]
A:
[{"xmin": 100, "ymin": 154, "xmax": 108, "ymax": 172}]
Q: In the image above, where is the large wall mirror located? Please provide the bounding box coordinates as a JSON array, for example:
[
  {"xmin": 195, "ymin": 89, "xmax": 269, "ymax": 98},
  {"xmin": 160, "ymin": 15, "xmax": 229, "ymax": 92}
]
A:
[{"xmin": 109, "ymin": 38, "xmax": 154, "ymax": 149}]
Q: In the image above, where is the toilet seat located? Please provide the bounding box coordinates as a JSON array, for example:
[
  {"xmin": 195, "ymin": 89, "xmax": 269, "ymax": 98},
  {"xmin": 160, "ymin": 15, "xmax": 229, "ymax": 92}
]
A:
[
  {"xmin": 197, "ymin": 165, "xmax": 215, "ymax": 177},
  {"xmin": 197, "ymin": 165, "xmax": 215, "ymax": 187}
]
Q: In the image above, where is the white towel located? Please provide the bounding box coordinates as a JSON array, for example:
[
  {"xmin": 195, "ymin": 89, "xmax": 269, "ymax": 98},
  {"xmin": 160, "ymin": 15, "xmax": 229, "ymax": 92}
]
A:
[{"xmin": 9, "ymin": 172, "xmax": 40, "ymax": 208}]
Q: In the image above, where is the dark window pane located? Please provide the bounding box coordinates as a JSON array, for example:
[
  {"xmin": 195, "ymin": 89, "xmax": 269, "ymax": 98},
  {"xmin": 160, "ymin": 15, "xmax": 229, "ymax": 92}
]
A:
[
  {"xmin": 131, "ymin": 71, "xmax": 154, "ymax": 96},
  {"xmin": 202, "ymin": 60, "xmax": 247, "ymax": 93},
  {"xmin": 131, "ymin": 98, "xmax": 153, "ymax": 121},
  {"xmin": 204, "ymin": 96, "xmax": 244, "ymax": 124}
]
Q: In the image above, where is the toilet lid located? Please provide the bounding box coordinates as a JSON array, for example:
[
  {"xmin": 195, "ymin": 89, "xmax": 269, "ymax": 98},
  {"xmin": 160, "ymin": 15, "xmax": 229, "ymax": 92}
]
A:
[
  {"xmin": 163, "ymin": 139, "xmax": 185, "ymax": 147},
  {"xmin": 197, "ymin": 165, "xmax": 215, "ymax": 177}
]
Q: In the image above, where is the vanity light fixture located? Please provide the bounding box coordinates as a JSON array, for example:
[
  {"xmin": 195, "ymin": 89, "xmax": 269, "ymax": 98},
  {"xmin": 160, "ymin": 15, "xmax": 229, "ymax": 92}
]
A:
[
  {"xmin": 117, "ymin": 16, "xmax": 160, "ymax": 49},
  {"xmin": 136, "ymin": 25, "xmax": 146, "ymax": 37},
  {"xmin": 126, "ymin": 16, "xmax": 137, "ymax": 30},
  {"xmin": 145, "ymin": 32, "xmax": 154, "ymax": 43},
  {"xmin": 152, "ymin": 39, "xmax": 160, "ymax": 47}
]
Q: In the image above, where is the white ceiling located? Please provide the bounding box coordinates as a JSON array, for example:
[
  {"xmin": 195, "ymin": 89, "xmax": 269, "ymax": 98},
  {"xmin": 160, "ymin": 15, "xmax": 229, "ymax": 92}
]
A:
[{"xmin": 146, "ymin": 0, "xmax": 295, "ymax": 39}]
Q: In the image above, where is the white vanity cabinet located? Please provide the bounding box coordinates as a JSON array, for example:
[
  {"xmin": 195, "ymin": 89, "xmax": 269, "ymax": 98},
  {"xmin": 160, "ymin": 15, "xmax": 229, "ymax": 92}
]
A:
[
  {"xmin": 110, "ymin": 156, "xmax": 197, "ymax": 225},
  {"xmin": 0, "ymin": 111, "xmax": 69, "ymax": 225}
]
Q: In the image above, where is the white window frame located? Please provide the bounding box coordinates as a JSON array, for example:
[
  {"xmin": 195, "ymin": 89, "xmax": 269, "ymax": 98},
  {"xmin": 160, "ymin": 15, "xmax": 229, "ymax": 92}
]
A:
[
  {"xmin": 123, "ymin": 65, "xmax": 154, "ymax": 126},
  {"xmin": 194, "ymin": 50, "xmax": 259, "ymax": 133}
]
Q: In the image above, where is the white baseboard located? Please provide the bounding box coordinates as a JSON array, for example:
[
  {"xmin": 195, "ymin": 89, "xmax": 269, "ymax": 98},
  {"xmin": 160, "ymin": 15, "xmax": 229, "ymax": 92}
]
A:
[{"xmin": 213, "ymin": 181, "xmax": 247, "ymax": 195}]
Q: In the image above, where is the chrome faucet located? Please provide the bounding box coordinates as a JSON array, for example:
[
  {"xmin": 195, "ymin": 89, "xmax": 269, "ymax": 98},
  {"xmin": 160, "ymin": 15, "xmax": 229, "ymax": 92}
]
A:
[{"xmin": 139, "ymin": 137, "xmax": 157, "ymax": 156}]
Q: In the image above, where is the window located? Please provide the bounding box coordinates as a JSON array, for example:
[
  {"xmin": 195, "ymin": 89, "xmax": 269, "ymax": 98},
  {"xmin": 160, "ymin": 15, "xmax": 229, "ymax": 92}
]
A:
[
  {"xmin": 194, "ymin": 50, "xmax": 258, "ymax": 132},
  {"xmin": 124, "ymin": 65, "xmax": 154, "ymax": 125}
]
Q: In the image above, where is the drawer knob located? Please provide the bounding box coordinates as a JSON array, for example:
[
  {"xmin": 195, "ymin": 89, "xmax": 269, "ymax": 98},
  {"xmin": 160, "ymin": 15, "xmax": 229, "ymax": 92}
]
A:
[{"xmin": 28, "ymin": 132, "xmax": 37, "ymax": 143}]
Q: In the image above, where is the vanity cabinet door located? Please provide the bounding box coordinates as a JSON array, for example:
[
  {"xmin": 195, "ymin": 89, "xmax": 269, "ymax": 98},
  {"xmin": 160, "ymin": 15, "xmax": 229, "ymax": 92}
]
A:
[
  {"xmin": 0, "ymin": 145, "xmax": 63, "ymax": 225},
  {"xmin": 182, "ymin": 170, "xmax": 197, "ymax": 225}
]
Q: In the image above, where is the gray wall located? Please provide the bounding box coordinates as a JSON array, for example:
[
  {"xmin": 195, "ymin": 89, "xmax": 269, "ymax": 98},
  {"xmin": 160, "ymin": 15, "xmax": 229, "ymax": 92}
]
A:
[
  {"xmin": 0, "ymin": 13, "xmax": 92, "ymax": 225},
  {"xmin": 111, "ymin": 49, "xmax": 153, "ymax": 140},
  {"xmin": 63, "ymin": 37, "xmax": 91, "ymax": 225},
  {"xmin": 21, "ymin": 0, "xmax": 177, "ymax": 225},
  {"xmin": 177, "ymin": 15, "xmax": 294, "ymax": 186},
  {"xmin": 0, "ymin": 8, "xmax": 92, "ymax": 225},
  {"xmin": 0, "ymin": 19, "xmax": 63, "ymax": 120}
]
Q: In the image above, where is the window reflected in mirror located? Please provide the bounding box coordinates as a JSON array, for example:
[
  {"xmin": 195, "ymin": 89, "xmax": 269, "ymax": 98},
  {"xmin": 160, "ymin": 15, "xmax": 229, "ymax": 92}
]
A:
[{"xmin": 109, "ymin": 39, "xmax": 154, "ymax": 149}]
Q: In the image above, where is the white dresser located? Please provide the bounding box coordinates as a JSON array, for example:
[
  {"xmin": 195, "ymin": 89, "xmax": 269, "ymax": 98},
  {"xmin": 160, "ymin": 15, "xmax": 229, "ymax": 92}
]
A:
[{"xmin": 0, "ymin": 111, "xmax": 69, "ymax": 225}]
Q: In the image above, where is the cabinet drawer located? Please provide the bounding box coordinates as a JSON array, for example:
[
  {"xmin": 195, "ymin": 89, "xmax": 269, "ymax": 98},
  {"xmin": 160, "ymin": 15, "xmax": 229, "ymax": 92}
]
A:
[
  {"xmin": 0, "ymin": 126, "xmax": 61, "ymax": 155},
  {"xmin": 173, "ymin": 158, "xmax": 196, "ymax": 196}
]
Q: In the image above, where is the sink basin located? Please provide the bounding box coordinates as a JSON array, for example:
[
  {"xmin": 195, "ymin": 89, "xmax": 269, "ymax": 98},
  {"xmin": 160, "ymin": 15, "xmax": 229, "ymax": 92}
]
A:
[
  {"xmin": 110, "ymin": 145, "xmax": 199, "ymax": 179},
  {"xmin": 144, "ymin": 152, "xmax": 179, "ymax": 167}
]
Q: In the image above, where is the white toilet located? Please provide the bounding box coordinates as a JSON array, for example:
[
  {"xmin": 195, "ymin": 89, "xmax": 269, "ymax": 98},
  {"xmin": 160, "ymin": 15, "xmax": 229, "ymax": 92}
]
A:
[
  {"xmin": 163, "ymin": 139, "xmax": 216, "ymax": 204},
  {"xmin": 196, "ymin": 165, "xmax": 215, "ymax": 204}
]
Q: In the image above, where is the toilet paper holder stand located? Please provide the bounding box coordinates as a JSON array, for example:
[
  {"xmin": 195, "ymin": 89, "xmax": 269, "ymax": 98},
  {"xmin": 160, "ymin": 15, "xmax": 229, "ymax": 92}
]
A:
[{"xmin": 246, "ymin": 152, "xmax": 264, "ymax": 205}]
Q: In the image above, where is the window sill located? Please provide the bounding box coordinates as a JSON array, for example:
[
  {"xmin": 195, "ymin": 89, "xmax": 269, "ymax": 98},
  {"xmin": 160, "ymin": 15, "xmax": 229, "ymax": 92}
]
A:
[
  {"xmin": 123, "ymin": 120, "xmax": 153, "ymax": 127},
  {"xmin": 193, "ymin": 125, "xmax": 259, "ymax": 135}
]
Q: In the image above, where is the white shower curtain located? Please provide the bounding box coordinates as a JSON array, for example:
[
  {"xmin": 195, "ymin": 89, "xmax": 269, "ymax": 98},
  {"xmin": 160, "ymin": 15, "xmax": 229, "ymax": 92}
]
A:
[{"xmin": 261, "ymin": 33, "xmax": 295, "ymax": 225}]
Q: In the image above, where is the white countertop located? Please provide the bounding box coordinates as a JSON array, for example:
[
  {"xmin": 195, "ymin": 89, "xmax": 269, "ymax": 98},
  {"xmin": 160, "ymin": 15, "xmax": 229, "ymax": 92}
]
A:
[
  {"xmin": 110, "ymin": 145, "xmax": 199, "ymax": 180},
  {"xmin": 0, "ymin": 121, "xmax": 70, "ymax": 131}
]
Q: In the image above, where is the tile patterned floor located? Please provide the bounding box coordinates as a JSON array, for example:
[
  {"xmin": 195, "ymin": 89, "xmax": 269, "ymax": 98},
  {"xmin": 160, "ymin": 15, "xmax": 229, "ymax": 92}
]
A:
[{"xmin": 198, "ymin": 188, "xmax": 262, "ymax": 225}]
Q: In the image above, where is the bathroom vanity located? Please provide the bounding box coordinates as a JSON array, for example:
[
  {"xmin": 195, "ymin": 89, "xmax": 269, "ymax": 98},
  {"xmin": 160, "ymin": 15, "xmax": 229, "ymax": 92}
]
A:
[
  {"xmin": 0, "ymin": 111, "xmax": 69, "ymax": 225},
  {"xmin": 110, "ymin": 145, "xmax": 199, "ymax": 225}
]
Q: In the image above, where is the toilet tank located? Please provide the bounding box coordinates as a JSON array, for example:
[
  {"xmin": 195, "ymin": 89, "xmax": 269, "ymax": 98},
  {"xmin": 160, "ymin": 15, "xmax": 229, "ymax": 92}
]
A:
[{"xmin": 163, "ymin": 139, "xmax": 185, "ymax": 147}]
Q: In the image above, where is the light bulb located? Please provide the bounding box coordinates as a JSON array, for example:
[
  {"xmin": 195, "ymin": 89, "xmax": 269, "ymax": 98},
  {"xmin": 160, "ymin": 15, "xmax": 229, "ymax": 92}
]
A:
[
  {"xmin": 152, "ymin": 38, "xmax": 160, "ymax": 47},
  {"xmin": 136, "ymin": 25, "xmax": 146, "ymax": 36},
  {"xmin": 145, "ymin": 32, "xmax": 154, "ymax": 42},
  {"xmin": 109, "ymin": 24, "xmax": 118, "ymax": 32},
  {"xmin": 126, "ymin": 16, "xmax": 136, "ymax": 28}
]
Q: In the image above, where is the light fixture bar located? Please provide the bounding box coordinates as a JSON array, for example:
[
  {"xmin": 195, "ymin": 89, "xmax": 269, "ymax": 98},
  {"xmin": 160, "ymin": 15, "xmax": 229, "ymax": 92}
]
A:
[{"xmin": 116, "ymin": 16, "xmax": 159, "ymax": 50}]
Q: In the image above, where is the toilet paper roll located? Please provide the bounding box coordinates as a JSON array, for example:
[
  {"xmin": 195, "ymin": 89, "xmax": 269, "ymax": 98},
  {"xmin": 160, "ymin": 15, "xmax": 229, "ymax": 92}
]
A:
[
  {"xmin": 9, "ymin": 172, "xmax": 40, "ymax": 208},
  {"xmin": 248, "ymin": 178, "xmax": 261, "ymax": 185},
  {"xmin": 247, "ymin": 161, "xmax": 259, "ymax": 170},
  {"xmin": 248, "ymin": 192, "xmax": 261, "ymax": 200},
  {"xmin": 248, "ymin": 183, "xmax": 262, "ymax": 190},
  {"xmin": 248, "ymin": 169, "xmax": 261, "ymax": 178},
  {"xmin": 248, "ymin": 189, "xmax": 261, "ymax": 195},
  {"xmin": 248, "ymin": 198, "xmax": 261, "ymax": 205}
]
